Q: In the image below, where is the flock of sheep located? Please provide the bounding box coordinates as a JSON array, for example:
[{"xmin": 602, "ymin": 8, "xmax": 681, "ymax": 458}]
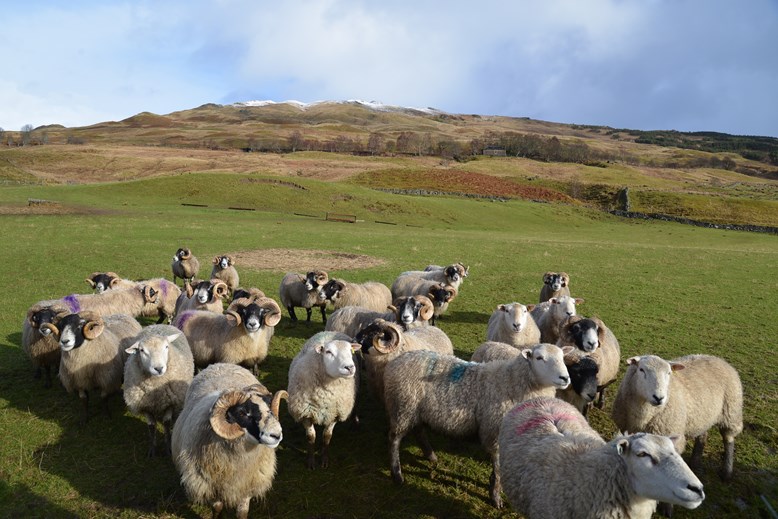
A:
[{"xmin": 21, "ymin": 250, "xmax": 744, "ymax": 519}]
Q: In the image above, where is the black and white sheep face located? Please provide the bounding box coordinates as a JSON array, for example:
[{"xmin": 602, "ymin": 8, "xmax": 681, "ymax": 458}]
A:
[
  {"xmin": 226, "ymin": 398, "xmax": 283, "ymax": 448},
  {"xmin": 620, "ymin": 433, "xmax": 704, "ymax": 509},
  {"xmin": 396, "ymin": 298, "xmax": 422, "ymax": 326},
  {"xmin": 319, "ymin": 280, "xmax": 343, "ymax": 303},
  {"xmin": 444, "ymin": 266, "xmax": 461, "ymax": 284},
  {"xmin": 192, "ymin": 281, "xmax": 214, "ymax": 304},
  {"xmin": 569, "ymin": 319, "xmax": 600, "ymax": 352},
  {"xmin": 217, "ymin": 256, "xmax": 230, "ymax": 269},
  {"xmin": 126, "ymin": 334, "xmax": 177, "ymax": 377},
  {"xmin": 31, "ymin": 308, "xmax": 59, "ymax": 335},
  {"xmin": 545, "ymin": 273, "xmax": 566, "ymax": 292},
  {"xmin": 317, "ymin": 340, "xmax": 358, "ymax": 379},
  {"xmin": 304, "ymin": 271, "xmax": 327, "ymax": 292},
  {"xmin": 91, "ymin": 273, "xmax": 116, "ymax": 293},
  {"xmin": 521, "ymin": 344, "xmax": 570, "ymax": 389},
  {"xmin": 57, "ymin": 314, "xmax": 89, "ymax": 351},
  {"xmin": 567, "ymin": 356, "xmax": 599, "ymax": 402},
  {"xmin": 239, "ymin": 303, "xmax": 265, "ymax": 333},
  {"xmin": 627, "ymin": 355, "xmax": 682, "ymax": 407}
]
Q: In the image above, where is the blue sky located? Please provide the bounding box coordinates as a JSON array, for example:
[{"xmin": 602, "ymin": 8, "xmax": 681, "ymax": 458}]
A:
[{"xmin": 2, "ymin": 0, "xmax": 777, "ymax": 136}]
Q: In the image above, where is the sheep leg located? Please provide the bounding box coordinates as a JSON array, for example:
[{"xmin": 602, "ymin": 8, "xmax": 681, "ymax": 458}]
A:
[
  {"xmin": 286, "ymin": 305, "xmax": 298, "ymax": 322},
  {"xmin": 414, "ymin": 427, "xmax": 437, "ymax": 463},
  {"xmin": 33, "ymin": 366, "xmax": 42, "ymax": 379},
  {"xmin": 690, "ymin": 431, "xmax": 707, "ymax": 470},
  {"xmin": 305, "ymin": 307, "xmax": 313, "ymax": 323},
  {"xmin": 43, "ymin": 365, "xmax": 53, "ymax": 389},
  {"xmin": 100, "ymin": 392, "xmax": 113, "ymax": 419},
  {"xmin": 163, "ymin": 418, "xmax": 173, "ymax": 456},
  {"xmin": 489, "ymin": 452, "xmax": 503, "ymax": 509},
  {"xmin": 321, "ymin": 421, "xmax": 336, "ymax": 468},
  {"xmin": 319, "ymin": 305, "xmax": 327, "ymax": 324},
  {"xmin": 304, "ymin": 419, "xmax": 317, "ymax": 470},
  {"xmin": 595, "ymin": 387, "xmax": 606, "ymax": 409},
  {"xmin": 720, "ymin": 437, "xmax": 735, "ymax": 481},
  {"xmin": 388, "ymin": 427, "xmax": 405, "ymax": 485},
  {"xmin": 210, "ymin": 500, "xmax": 223, "ymax": 519},
  {"xmin": 79, "ymin": 391, "xmax": 90, "ymax": 424},
  {"xmin": 146, "ymin": 422, "xmax": 158, "ymax": 458},
  {"xmin": 235, "ymin": 498, "xmax": 250, "ymax": 519}
]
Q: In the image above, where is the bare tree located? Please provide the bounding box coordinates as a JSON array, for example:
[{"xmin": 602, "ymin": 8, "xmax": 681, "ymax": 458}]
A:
[
  {"xmin": 21, "ymin": 124, "xmax": 34, "ymax": 146},
  {"xmin": 367, "ymin": 132, "xmax": 384, "ymax": 155},
  {"xmin": 288, "ymin": 130, "xmax": 304, "ymax": 153}
]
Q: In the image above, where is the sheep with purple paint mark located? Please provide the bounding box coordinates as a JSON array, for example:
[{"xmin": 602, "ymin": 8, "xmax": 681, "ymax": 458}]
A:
[
  {"xmin": 383, "ymin": 343, "xmax": 572, "ymax": 508},
  {"xmin": 498, "ymin": 397, "xmax": 705, "ymax": 518}
]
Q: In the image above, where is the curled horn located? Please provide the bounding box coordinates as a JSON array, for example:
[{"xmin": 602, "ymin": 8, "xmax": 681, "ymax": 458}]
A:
[
  {"xmin": 256, "ymin": 297, "xmax": 282, "ymax": 327},
  {"xmin": 270, "ymin": 390, "xmax": 288, "ymax": 418},
  {"xmin": 81, "ymin": 312, "xmax": 105, "ymax": 340},
  {"xmin": 140, "ymin": 285, "xmax": 157, "ymax": 303},
  {"xmin": 213, "ymin": 281, "xmax": 229, "ymax": 299},
  {"xmin": 455, "ymin": 263, "xmax": 469, "ymax": 277},
  {"xmin": 417, "ymin": 295, "xmax": 434, "ymax": 321},
  {"xmin": 226, "ymin": 256, "xmax": 234, "ymax": 266},
  {"xmin": 444, "ymin": 285, "xmax": 458, "ymax": 301},
  {"xmin": 243, "ymin": 287, "xmax": 266, "ymax": 301},
  {"xmin": 371, "ymin": 321, "xmax": 401, "ymax": 354},
  {"xmin": 84, "ymin": 273, "xmax": 99, "ymax": 288},
  {"xmin": 212, "ymin": 256, "xmax": 220, "ymax": 265},
  {"xmin": 40, "ymin": 322, "xmax": 59, "ymax": 337},
  {"xmin": 543, "ymin": 271, "xmax": 554, "ymax": 283},
  {"xmin": 592, "ymin": 316, "xmax": 607, "ymax": 342},
  {"xmin": 210, "ymin": 390, "xmax": 249, "ymax": 440},
  {"xmin": 225, "ymin": 309, "xmax": 242, "ymax": 326},
  {"xmin": 184, "ymin": 280, "xmax": 195, "ymax": 298},
  {"xmin": 559, "ymin": 272, "xmax": 570, "ymax": 287},
  {"xmin": 179, "ymin": 248, "xmax": 192, "ymax": 260},
  {"xmin": 315, "ymin": 270, "xmax": 329, "ymax": 285}
]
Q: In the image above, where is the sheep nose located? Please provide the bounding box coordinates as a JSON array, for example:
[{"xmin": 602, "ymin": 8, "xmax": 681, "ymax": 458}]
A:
[
  {"xmin": 586, "ymin": 392, "xmax": 597, "ymax": 401},
  {"xmin": 559, "ymin": 375, "xmax": 569, "ymax": 384},
  {"xmin": 512, "ymin": 324, "xmax": 521, "ymax": 331},
  {"xmin": 345, "ymin": 365, "xmax": 355, "ymax": 374},
  {"xmin": 154, "ymin": 366, "xmax": 165, "ymax": 375},
  {"xmin": 688, "ymin": 484, "xmax": 704, "ymax": 498},
  {"xmin": 652, "ymin": 395, "xmax": 664, "ymax": 405}
]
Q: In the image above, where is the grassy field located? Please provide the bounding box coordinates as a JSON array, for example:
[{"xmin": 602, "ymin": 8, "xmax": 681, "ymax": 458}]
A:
[{"xmin": 0, "ymin": 174, "xmax": 776, "ymax": 518}]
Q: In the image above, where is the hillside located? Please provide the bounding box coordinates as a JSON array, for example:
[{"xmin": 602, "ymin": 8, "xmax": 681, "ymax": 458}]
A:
[{"xmin": 1, "ymin": 100, "xmax": 777, "ymax": 227}]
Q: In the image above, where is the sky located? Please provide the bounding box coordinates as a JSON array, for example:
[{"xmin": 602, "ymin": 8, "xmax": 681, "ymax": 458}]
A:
[{"xmin": 2, "ymin": 0, "xmax": 777, "ymax": 137}]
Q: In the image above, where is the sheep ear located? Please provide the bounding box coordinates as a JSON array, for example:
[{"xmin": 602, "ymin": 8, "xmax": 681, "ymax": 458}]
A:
[
  {"xmin": 165, "ymin": 333, "xmax": 180, "ymax": 344},
  {"xmin": 616, "ymin": 438, "xmax": 630, "ymax": 456},
  {"xmin": 350, "ymin": 342, "xmax": 361, "ymax": 353},
  {"xmin": 521, "ymin": 349, "xmax": 532, "ymax": 359},
  {"xmin": 314, "ymin": 344, "xmax": 325, "ymax": 354},
  {"xmin": 626, "ymin": 356, "xmax": 641, "ymax": 365},
  {"xmin": 549, "ymin": 298, "xmax": 559, "ymax": 305},
  {"xmin": 125, "ymin": 341, "xmax": 140, "ymax": 355},
  {"xmin": 497, "ymin": 304, "xmax": 508, "ymax": 312},
  {"xmin": 670, "ymin": 362, "xmax": 685, "ymax": 372},
  {"xmin": 526, "ymin": 304, "xmax": 536, "ymax": 312},
  {"xmin": 561, "ymin": 345, "xmax": 574, "ymax": 355}
]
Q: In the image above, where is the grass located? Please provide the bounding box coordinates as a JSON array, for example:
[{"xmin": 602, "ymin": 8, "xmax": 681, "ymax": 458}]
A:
[{"xmin": 0, "ymin": 174, "xmax": 776, "ymax": 518}]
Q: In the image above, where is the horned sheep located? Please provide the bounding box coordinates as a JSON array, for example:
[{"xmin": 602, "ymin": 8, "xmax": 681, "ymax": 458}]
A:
[
  {"xmin": 85, "ymin": 271, "xmax": 135, "ymax": 293},
  {"xmin": 324, "ymin": 295, "xmax": 434, "ymax": 338},
  {"xmin": 320, "ymin": 278, "xmax": 392, "ymax": 313},
  {"xmin": 539, "ymin": 271, "xmax": 570, "ymax": 303},
  {"xmin": 498, "ymin": 397, "xmax": 705, "ymax": 518},
  {"xmin": 383, "ymin": 343, "xmax": 572, "ymax": 508},
  {"xmin": 402, "ymin": 262, "xmax": 469, "ymax": 291},
  {"xmin": 173, "ymin": 296, "xmax": 281, "ymax": 372},
  {"xmin": 530, "ymin": 295, "xmax": 583, "ymax": 344},
  {"xmin": 486, "ymin": 302, "xmax": 541, "ymax": 348},
  {"xmin": 278, "ymin": 271, "xmax": 329, "ymax": 323},
  {"xmin": 42, "ymin": 311, "xmax": 142, "ymax": 422},
  {"xmin": 81, "ymin": 276, "xmax": 181, "ymax": 323},
  {"xmin": 210, "ymin": 255, "xmax": 239, "ymax": 292},
  {"xmin": 611, "ymin": 354, "xmax": 743, "ymax": 481},
  {"xmin": 171, "ymin": 363, "xmax": 286, "ymax": 519},
  {"xmin": 424, "ymin": 283, "xmax": 457, "ymax": 325},
  {"xmin": 353, "ymin": 319, "xmax": 454, "ymax": 404},
  {"xmin": 123, "ymin": 324, "xmax": 195, "ymax": 457},
  {"xmin": 287, "ymin": 331, "xmax": 360, "ymax": 469},
  {"xmin": 557, "ymin": 315, "xmax": 621, "ymax": 408},
  {"xmin": 22, "ymin": 302, "xmax": 69, "ymax": 387},
  {"xmin": 171, "ymin": 247, "xmax": 200, "ymax": 285},
  {"xmin": 174, "ymin": 278, "xmax": 229, "ymax": 316}
]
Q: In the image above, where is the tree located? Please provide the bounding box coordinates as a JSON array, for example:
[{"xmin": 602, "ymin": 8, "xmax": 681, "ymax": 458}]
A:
[
  {"xmin": 21, "ymin": 124, "xmax": 34, "ymax": 146},
  {"xmin": 367, "ymin": 133, "xmax": 384, "ymax": 155},
  {"xmin": 288, "ymin": 131, "xmax": 304, "ymax": 153}
]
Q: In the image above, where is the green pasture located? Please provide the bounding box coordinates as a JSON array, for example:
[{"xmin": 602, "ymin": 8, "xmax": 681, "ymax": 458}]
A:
[{"xmin": 0, "ymin": 175, "xmax": 776, "ymax": 518}]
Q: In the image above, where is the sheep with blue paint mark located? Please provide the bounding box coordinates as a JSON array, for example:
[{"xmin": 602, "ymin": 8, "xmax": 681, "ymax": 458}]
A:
[{"xmin": 383, "ymin": 343, "xmax": 572, "ymax": 508}]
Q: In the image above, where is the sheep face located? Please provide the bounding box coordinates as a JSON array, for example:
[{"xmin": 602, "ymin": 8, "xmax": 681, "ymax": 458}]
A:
[
  {"xmin": 212, "ymin": 389, "xmax": 284, "ymax": 448},
  {"xmin": 498, "ymin": 303, "xmax": 535, "ymax": 333},
  {"xmin": 214, "ymin": 255, "xmax": 233, "ymax": 269},
  {"xmin": 86, "ymin": 272, "xmax": 120, "ymax": 293},
  {"xmin": 355, "ymin": 319, "xmax": 398, "ymax": 355},
  {"xmin": 317, "ymin": 340, "xmax": 360, "ymax": 378},
  {"xmin": 226, "ymin": 299, "xmax": 282, "ymax": 334},
  {"xmin": 567, "ymin": 355, "xmax": 599, "ymax": 402},
  {"xmin": 304, "ymin": 271, "xmax": 329, "ymax": 292},
  {"xmin": 189, "ymin": 279, "xmax": 227, "ymax": 304},
  {"xmin": 28, "ymin": 307, "xmax": 62, "ymax": 336},
  {"xmin": 521, "ymin": 344, "xmax": 571, "ymax": 389},
  {"xmin": 53, "ymin": 313, "xmax": 104, "ymax": 351},
  {"xmin": 567, "ymin": 318, "xmax": 600, "ymax": 352},
  {"xmin": 175, "ymin": 248, "xmax": 191, "ymax": 261},
  {"xmin": 543, "ymin": 272, "xmax": 569, "ymax": 292},
  {"xmin": 547, "ymin": 295, "xmax": 582, "ymax": 319},
  {"xmin": 392, "ymin": 296, "xmax": 434, "ymax": 327},
  {"xmin": 626, "ymin": 355, "xmax": 685, "ymax": 407},
  {"xmin": 319, "ymin": 279, "xmax": 344, "ymax": 304},
  {"xmin": 618, "ymin": 433, "xmax": 704, "ymax": 509},
  {"xmin": 125, "ymin": 333, "xmax": 179, "ymax": 377},
  {"xmin": 427, "ymin": 285, "xmax": 456, "ymax": 306}
]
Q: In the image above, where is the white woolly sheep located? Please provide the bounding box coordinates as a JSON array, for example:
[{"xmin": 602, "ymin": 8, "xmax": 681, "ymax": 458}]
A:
[
  {"xmin": 85, "ymin": 271, "xmax": 136, "ymax": 293},
  {"xmin": 171, "ymin": 247, "xmax": 200, "ymax": 285},
  {"xmin": 210, "ymin": 255, "xmax": 239, "ymax": 292},
  {"xmin": 42, "ymin": 311, "xmax": 142, "ymax": 423},
  {"xmin": 530, "ymin": 295, "xmax": 584, "ymax": 344},
  {"xmin": 486, "ymin": 302, "xmax": 541, "ymax": 348},
  {"xmin": 171, "ymin": 363, "xmax": 286, "ymax": 519},
  {"xmin": 324, "ymin": 295, "xmax": 434, "ymax": 338},
  {"xmin": 174, "ymin": 278, "xmax": 229, "ymax": 316},
  {"xmin": 56, "ymin": 284, "xmax": 158, "ymax": 319},
  {"xmin": 470, "ymin": 341, "xmax": 599, "ymax": 417},
  {"xmin": 278, "ymin": 270, "xmax": 329, "ymax": 323},
  {"xmin": 499, "ymin": 397, "xmax": 705, "ymax": 518},
  {"xmin": 173, "ymin": 296, "xmax": 282, "ymax": 372},
  {"xmin": 123, "ymin": 324, "xmax": 195, "ymax": 457},
  {"xmin": 320, "ymin": 278, "xmax": 393, "ymax": 313},
  {"xmin": 538, "ymin": 271, "xmax": 570, "ymax": 303},
  {"xmin": 22, "ymin": 302, "xmax": 69, "ymax": 387},
  {"xmin": 353, "ymin": 318, "xmax": 454, "ymax": 404},
  {"xmin": 611, "ymin": 354, "xmax": 743, "ymax": 481},
  {"xmin": 287, "ymin": 331, "xmax": 361, "ymax": 469},
  {"xmin": 557, "ymin": 315, "xmax": 621, "ymax": 409},
  {"xmin": 383, "ymin": 343, "xmax": 572, "ymax": 508}
]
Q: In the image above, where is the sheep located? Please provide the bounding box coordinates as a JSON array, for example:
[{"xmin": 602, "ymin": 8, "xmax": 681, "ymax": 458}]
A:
[
  {"xmin": 287, "ymin": 331, "xmax": 360, "ymax": 469},
  {"xmin": 401, "ymin": 262, "xmax": 469, "ymax": 291},
  {"xmin": 486, "ymin": 302, "xmax": 541, "ymax": 348},
  {"xmin": 210, "ymin": 255, "xmax": 239, "ymax": 292},
  {"xmin": 611, "ymin": 354, "xmax": 743, "ymax": 482},
  {"xmin": 383, "ymin": 343, "xmax": 572, "ymax": 508},
  {"xmin": 22, "ymin": 302, "xmax": 70, "ymax": 387},
  {"xmin": 171, "ymin": 247, "xmax": 200, "ymax": 285},
  {"xmin": 55, "ymin": 284, "xmax": 158, "ymax": 319},
  {"xmin": 353, "ymin": 318, "xmax": 454, "ymax": 404},
  {"xmin": 539, "ymin": 271, "xmax": 570, "ymax": 303},
  {"xmin": 123, "ymin": 324, "xmax": 195, "ymax": 457},
  {"xmin": 425, "ymin": 283, "xmax": 457, "ymax": 325},
  {"xmin": 171, "ymin": 363, "xmax": 286, "ymax": 519},
  {"xmin": 391, "ymin": 264, "xmax": 466, "ymax": 300},
  {"xmin": 470, "ymin": 341, "xmax": 599, "ymax": 417},
  {"xmin": 174, "ymin": 278, "xmax": 229, "ymax": 316},
  {"xmin": 557, "ymin": 315, "xmax": 621, "ymax": 409},
  {"xmin": 41, "ymin": 311, "xmax": 142, "ymax": 423},
  {"xmin": 530, "ymin": 295, "xmax": 584, "ymax": 344},
  {"xmin": 320, "ymin": 278, "xmax": 393, "ymax": 313},
  {"xmin": 232, "ymin": 287, "xmax": 266, "ymax": 302},
  {"xmin": 173, "ymin": 296, "xmax": 282, "ymax": 372},
  {"xmin": 278, "ymin": 270, "xmax": 329, "ymax": 323},
  {"xmin": 324, "ymin": 295, "xmax": 434, "ymax": 338},
  {"xmin": 498, "ymin": 397, "xmax": 705, "ymax": 518},
  {"xmin": 84, "ymin": 271, "xmax": 135, "ymax": 293}
]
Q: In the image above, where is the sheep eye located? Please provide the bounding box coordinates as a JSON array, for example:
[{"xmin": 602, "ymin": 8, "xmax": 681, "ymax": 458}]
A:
[
  {"xmin": 535, "ymin": 356, "xmax": 543, "ymax": 361},
  {"xmin": 638, "ymin": 368, "xmax": 644, "ymax": 373}
]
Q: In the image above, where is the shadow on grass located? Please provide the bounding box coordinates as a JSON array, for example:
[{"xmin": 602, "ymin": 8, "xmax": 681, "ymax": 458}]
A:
[
  {"xmin": 0, "ymin": 480, "xmax": 80, "ymax": 518},
  {"xmin": 444, "ymin": 310, "xmax": 492, "ymax": 325}
]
